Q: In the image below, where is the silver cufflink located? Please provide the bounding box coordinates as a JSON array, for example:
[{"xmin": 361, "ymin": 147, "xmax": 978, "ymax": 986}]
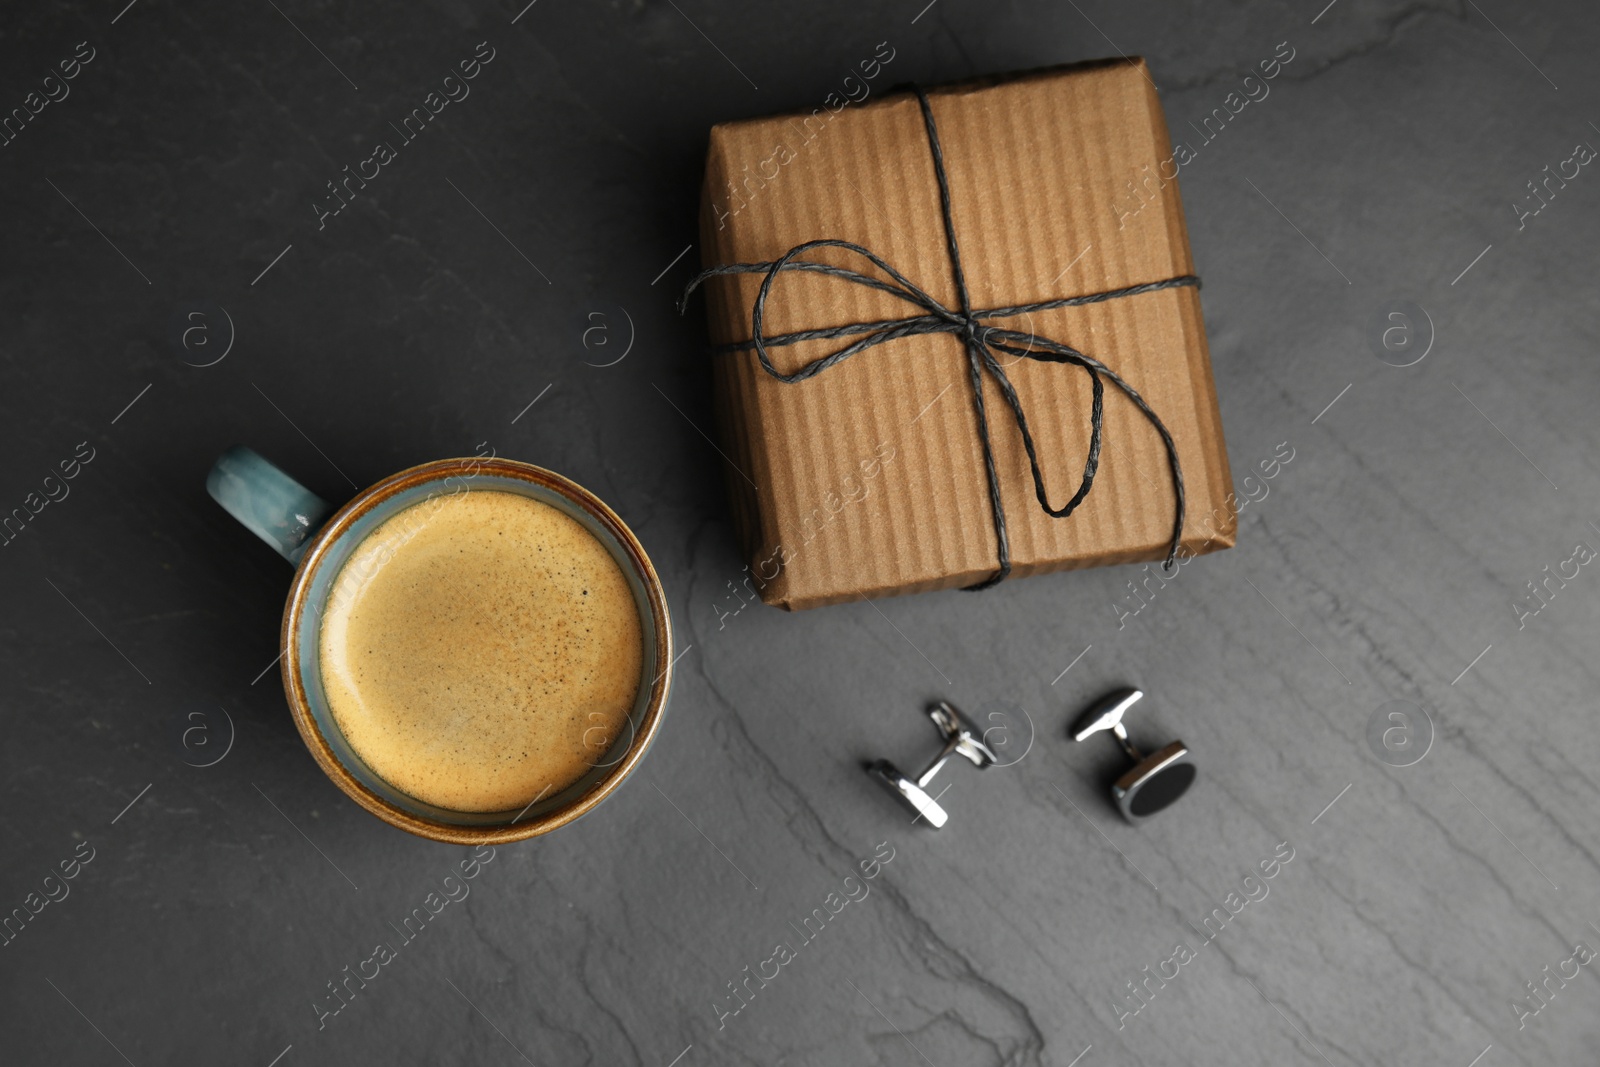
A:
[
  {"xmin": 867, "ymin": 701, "xmax": 997, "ymax": 829},
  {"xmin": 1071, "ymin": 688, "xmax": 1195, "ymax": 821}
]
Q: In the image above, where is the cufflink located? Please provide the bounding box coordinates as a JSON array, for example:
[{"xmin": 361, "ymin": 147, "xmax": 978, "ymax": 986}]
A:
[
  {"xmin": 867, "ymin": 701, "xmax": 997, "ymax": 829},
  {"xmin": 1071, "ymin": 688, "xmax": 1195, "ymax": 821}
]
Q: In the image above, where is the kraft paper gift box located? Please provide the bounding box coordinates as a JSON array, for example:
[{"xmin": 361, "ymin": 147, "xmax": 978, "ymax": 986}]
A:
[{"xmin": 690, "ymin": 58, "xmax": 1235, "ymax": 611}]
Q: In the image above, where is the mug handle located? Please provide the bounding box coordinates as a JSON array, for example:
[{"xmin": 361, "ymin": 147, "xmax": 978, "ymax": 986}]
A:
[{"xmin": 206, "ymin": 445, "xmax": 334, "ymax": 565}]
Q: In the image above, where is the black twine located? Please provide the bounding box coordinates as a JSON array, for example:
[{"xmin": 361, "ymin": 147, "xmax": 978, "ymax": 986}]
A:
[{"xmin": 680, "ymin": 85, "xmax": 1198, "ymax": 586}]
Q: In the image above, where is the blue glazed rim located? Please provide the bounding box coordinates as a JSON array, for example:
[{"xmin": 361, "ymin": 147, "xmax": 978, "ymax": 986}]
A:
[{"xmin": 280, "ymin": 457, "xmax": 674, "ymax": 844}]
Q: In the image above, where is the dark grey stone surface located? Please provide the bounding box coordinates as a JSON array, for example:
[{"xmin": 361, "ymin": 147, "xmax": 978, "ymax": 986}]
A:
[{"xmin": 3, "ymin": 0, "xmax": 1599, "ymax": 1063}]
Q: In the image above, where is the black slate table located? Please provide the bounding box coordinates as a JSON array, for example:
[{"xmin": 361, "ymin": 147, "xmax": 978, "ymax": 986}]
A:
[{"xmin": 3, "ymin": 1, "xmax": 1598, "ymax": 1064}]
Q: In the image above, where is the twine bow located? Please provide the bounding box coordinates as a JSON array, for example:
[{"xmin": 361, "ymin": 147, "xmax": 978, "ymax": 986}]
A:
[{"xmin": 682, "ymin": 84, "xmax": 1198, "ymax": 587}]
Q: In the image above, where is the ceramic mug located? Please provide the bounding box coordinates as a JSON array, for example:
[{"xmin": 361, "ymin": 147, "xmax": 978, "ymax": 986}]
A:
[{"xmin": 207, "ymin": 446, "xmax": 673, "ymax": 844}]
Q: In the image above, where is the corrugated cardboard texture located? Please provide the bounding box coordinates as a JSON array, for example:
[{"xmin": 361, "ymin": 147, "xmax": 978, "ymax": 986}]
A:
[{"xmin": 697, "ymin": 58, "xmax": 1235, "ymax": 610}]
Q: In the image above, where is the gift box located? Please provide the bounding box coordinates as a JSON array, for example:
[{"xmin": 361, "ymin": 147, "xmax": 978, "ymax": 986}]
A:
[{"xmin": 690, "ymin": 58, "xmax": 1235, "ymax": 611}]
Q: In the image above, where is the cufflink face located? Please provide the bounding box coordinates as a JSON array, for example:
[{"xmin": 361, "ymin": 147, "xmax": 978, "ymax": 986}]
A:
[
  {"xmin": 1113, "ymin": 741, "xmax": 1195, "ymax": 820},
  {"xmin": 1072, "ymin": 688, "xmax": 1195, "ymax": 822},
  {"xmin": 867, "ymin": 760, "xmax": 951, "ymax": 828},
  {"xmin": 867, "ymin": 701, "xmax": 996, "ymax": 829}
]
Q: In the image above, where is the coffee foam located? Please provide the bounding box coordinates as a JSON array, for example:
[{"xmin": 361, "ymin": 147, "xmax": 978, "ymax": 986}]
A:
[{"xmin": 318, "ymin": 489, "xmax": 642, "ymax": 813}]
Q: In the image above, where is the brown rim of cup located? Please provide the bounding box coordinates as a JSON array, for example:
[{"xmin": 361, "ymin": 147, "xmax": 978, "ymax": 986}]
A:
[{"xmin": 278, "ymin": 457, "xmax": 673, "ymax": 845}]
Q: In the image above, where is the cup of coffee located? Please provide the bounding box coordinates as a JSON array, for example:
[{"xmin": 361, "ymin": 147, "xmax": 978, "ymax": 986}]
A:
[{"xmin": 207, "ymin": 445, "xmax": 673, "ymax": 844}]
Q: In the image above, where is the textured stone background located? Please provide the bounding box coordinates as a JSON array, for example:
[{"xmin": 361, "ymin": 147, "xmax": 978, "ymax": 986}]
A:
[{"xmin": 2, "ymin": 1, "xmax": 1597, "ymax": 1064}]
